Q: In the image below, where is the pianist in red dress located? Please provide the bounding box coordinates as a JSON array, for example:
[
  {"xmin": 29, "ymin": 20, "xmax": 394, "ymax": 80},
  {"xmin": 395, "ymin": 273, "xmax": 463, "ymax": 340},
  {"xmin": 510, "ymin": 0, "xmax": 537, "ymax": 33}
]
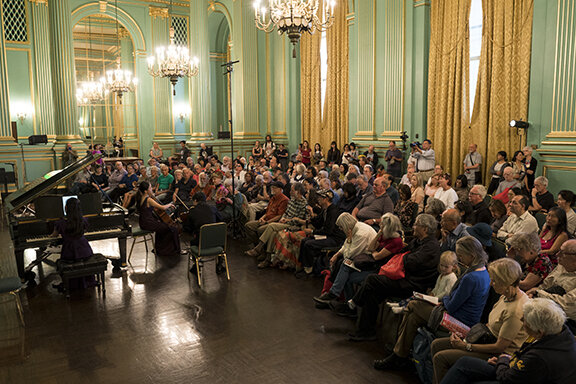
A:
[{"xmin": 51, "ymin": 197, "xmax": 95, "ymax": 290}]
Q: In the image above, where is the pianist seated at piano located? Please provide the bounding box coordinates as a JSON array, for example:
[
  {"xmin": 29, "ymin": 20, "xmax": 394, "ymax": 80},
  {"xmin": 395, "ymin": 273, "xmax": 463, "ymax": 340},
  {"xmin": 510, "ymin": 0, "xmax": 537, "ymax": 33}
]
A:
[
  {"xmin": 50, "ymin": 197, "xmax": 97, "ymax": 292},
  {"xmin": 136, "ymin": 181, "xmax": 181, "ymax": 258}
]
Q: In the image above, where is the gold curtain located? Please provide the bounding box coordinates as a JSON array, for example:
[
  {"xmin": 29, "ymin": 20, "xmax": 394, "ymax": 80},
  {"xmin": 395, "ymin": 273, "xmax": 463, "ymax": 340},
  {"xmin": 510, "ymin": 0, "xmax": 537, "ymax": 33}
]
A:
[
  {"xmin": 300, "ymin": 26, "xmax": 322, "ymax": 148},
  {"xmin": 322, "ymin": 1, "xmax": 349, "ymax": 150},
  {"xmin": 471, "ymin": 0, "xmax": 533, "ymax": 182},
  {"xmin": 427, "ymin": 0, "xmax": 471, "ymax": 176}
]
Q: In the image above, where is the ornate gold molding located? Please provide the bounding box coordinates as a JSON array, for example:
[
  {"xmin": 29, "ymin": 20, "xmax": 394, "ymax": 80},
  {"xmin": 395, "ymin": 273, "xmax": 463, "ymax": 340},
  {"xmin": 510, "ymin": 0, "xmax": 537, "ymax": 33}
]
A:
[
  {"xmin": 149, "ymin": 6, "xmax": 169, "ymax": 19},
  {"xmin": 29, "ymin": 0, "xmax": 48, "ymax": 5},
  {"xmin": 99, "ymin": 0, "xmax": 108, "ymax": 13}
]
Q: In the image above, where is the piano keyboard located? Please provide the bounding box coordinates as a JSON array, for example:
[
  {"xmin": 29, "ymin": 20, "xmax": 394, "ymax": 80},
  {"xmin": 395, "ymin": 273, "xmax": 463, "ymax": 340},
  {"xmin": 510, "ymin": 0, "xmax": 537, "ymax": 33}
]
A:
[{"xmin": 26, "ymin": 227, "xmax": 124, "ymax": 243}]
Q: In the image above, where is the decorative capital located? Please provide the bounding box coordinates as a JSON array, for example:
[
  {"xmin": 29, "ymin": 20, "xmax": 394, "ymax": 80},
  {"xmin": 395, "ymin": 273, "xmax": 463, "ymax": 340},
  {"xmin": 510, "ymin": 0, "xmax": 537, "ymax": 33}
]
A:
[
  {"xmin": 99, "ymin": 1, "xmax": 108, "ymax": 13},
  {"xmin": 149, "ymin": 6, "xmax": 169, "ymax": 19},
  {"xmin": 118, "ymin": 27, "xmax": 130, "ymax": 39},
  {"xmin": 29, "ymin": 0, "xmax": 48, "ymax": 5}
]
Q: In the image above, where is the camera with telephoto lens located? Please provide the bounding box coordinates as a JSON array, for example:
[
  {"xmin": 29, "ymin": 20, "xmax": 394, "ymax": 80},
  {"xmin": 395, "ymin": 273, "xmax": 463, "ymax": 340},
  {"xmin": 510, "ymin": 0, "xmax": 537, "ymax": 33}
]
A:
[
  {"xmin": 410, "ymin": 141, "xmax": 422, "ymax": 148},
  {"xmin": 400, "ymin": 131, "xmax": 409, "ymax": 142}
]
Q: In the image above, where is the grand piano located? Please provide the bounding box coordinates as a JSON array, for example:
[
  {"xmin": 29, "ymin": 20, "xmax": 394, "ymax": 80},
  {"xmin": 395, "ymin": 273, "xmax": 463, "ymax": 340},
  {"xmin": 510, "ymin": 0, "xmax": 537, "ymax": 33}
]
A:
[{"xmin": 4, "ymin": 153, "xmax": 131, "ymax": 281}]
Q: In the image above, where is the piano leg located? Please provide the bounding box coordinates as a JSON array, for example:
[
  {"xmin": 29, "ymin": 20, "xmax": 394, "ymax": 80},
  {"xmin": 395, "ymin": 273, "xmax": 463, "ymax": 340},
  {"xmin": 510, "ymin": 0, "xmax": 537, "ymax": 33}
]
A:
[
  {"xmin": 15, "ymin": 249, "xmax": 25, "ymax": 279},
  {"xmin": 112, "ymin": 236, "xmax": 127, "ymax": 273}
]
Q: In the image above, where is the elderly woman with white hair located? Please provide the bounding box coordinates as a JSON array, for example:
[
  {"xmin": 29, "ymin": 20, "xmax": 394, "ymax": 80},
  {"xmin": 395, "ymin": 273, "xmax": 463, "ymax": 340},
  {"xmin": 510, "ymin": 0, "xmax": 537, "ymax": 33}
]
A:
[
  {"xmin": 314, "ymin": 213, "xmax": 403, "ymax": 307},
  {"xmin": 507, "ymin": 232, "xmax": 553, "ymax": 291},
  {"xmin": 440, "ymin": 298, "xmax": 576, "ymax": 384}
]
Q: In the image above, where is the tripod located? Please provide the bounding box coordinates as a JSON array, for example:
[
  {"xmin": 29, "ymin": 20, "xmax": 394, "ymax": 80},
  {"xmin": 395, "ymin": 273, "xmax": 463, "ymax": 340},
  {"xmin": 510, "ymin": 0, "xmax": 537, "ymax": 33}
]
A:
[{"xmin": 222, "ymin": 60, "xmax": 242, "ymax": 238}]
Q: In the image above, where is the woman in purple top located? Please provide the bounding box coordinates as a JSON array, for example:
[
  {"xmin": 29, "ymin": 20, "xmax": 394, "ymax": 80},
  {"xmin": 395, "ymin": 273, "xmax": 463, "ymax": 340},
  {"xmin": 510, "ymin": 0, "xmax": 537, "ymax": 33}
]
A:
[{"xmin": 51, "ymin": 197, "xmax": 95, "ymax": 290}]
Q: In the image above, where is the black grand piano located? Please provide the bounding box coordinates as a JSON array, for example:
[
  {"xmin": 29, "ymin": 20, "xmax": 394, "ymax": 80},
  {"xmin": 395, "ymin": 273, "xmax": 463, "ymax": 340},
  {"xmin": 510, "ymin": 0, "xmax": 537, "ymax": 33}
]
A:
[{"xmin": 4, "ymin": 153, "xmax": 131, "ymax": 282}]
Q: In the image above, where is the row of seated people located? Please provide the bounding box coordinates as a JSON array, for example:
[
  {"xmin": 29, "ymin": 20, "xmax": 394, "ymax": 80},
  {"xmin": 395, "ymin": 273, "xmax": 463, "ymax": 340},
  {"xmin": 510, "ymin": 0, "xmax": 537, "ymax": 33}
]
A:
[{"xmin": 79, "ymin": 138, "xmax": 576, "ymax": 383}]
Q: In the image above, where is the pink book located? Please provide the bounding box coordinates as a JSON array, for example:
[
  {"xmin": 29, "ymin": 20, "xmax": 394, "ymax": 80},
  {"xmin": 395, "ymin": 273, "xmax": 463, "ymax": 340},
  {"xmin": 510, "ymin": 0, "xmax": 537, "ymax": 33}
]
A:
[{"xmin": 440, "ymin": 313, "xmax": 470, "ymax": 337}]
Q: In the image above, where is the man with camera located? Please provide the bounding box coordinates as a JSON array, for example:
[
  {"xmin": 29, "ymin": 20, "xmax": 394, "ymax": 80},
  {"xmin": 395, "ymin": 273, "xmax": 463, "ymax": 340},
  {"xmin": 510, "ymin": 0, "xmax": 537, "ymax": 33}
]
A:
[{"xmin": 411, "ymin": 139, "xmax": 436, "ymax": 182}]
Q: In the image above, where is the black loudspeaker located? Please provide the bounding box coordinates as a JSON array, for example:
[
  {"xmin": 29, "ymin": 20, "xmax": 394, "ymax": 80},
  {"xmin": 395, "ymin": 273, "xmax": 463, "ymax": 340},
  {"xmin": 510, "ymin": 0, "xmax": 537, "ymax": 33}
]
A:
[
  {"xmin": 217, "ymin": 131, "xmax": 231, "ymax": 139},
  {"xmin": 28, "ymin": 135, "xmax": 48, "ymax": 145}
]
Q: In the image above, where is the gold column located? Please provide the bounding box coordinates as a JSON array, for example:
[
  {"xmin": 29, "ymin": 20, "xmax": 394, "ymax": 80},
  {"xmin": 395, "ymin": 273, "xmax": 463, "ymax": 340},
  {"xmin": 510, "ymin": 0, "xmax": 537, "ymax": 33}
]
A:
[
  {"xmin": 48, "ymin": 0, "xmax": 81, "ymax": 142},
  {"xmin": 0, "ymin": 0, "xmax": 12, "ymax": 142},
  {"xmin": 189, "ymin": 0, "xmax": 212, "ymax": 138},
  {"xmin": 149, "ymin": 6, "xmax": 174, "ymax": 143},
  {"xmin": 30, "ymin": 0, "xmax": 55, "ymax": 138}
]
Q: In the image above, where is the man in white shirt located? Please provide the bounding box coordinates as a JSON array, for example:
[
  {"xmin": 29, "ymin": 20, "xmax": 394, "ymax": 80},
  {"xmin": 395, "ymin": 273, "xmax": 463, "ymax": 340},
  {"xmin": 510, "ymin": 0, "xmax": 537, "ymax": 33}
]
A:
[
  {"xmin": 463, "ymin": 143, "xmax": 482, "ymax": 186},
  {"xmin": 497, "ymin": 195, "xmax": 539, "ymax": 240},
  {"xmin": 412, "ymin": 139, "xmax": 436, "ymax": 182}
]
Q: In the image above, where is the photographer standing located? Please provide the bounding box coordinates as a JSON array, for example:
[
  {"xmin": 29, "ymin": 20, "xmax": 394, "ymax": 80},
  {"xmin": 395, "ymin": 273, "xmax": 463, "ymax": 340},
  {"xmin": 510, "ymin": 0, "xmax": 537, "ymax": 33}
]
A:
[{"xmin": 411, "ymin": 139, "xmax": 436, "ymax": 182}]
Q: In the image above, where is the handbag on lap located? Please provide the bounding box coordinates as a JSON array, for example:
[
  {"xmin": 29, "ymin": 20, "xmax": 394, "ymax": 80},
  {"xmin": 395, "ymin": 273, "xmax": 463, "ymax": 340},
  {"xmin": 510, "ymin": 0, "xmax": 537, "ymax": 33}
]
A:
[{"xmin": 378, "ymin": 251, "xmax": 408, "ymax": 280}]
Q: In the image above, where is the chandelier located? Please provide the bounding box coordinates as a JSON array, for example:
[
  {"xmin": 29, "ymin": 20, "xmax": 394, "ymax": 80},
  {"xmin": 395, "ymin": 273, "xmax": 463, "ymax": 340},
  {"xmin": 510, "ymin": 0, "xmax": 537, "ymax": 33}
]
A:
[
  {"xmin": 254, "ymin": 0, "xmax": 336, "ymax": 58},
  {"xmin": 147, "ymin": 0, "xmax": 199, "ymax": 95},
  {"xmin": 101, "ymin": 57, "xmax": 138, "ymax": 102},
  {"xmin": 76, "ymin": 17, "xmax": 107, "ymax": 105},
  {"xmin": 77, "ymin": 74, "xmax": 108, "ymax": 104},
  {"xmin": 101, "ymin": 0, "xmax": 138, "ymax": 102}
]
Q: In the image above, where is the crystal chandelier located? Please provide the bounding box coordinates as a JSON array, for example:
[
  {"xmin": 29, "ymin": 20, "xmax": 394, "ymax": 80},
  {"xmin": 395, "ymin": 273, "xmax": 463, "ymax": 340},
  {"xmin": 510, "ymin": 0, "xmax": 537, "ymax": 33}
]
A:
[
  {"xmin": 101, "ymin": 57, "xmax": 138, "ymax": 102},
  {"xmin": 254, "ymin": 0, "xmax": 336, "ymax": 58},
  {"xmin": 147, "ymin": 0, "xmax": 199, "ymax": 95},
  {"xmin": 77, "ymin": 74, "xmax": 109, "ymax": 105},
  {"xmin": 101, "ymin": 0, "xmax": 138, "ymax": 102},
  {"xmin": 76, "ymin": 17, "xmax": 107, "ymax": 105}
]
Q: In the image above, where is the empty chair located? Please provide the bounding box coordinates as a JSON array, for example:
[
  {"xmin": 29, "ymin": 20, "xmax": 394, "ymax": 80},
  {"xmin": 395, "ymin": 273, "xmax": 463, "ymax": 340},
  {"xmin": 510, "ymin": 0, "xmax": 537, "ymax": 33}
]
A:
[{"xmin": 188, "ymin": 222, "xmax": 230, "ymax": 287}]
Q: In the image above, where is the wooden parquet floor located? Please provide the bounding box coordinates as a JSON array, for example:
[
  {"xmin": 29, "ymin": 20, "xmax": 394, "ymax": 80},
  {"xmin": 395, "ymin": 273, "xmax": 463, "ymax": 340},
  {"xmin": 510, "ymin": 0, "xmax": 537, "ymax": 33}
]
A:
[{"xmin": 0, "ymin": 225, "xmax": 418, "ymax": 384}]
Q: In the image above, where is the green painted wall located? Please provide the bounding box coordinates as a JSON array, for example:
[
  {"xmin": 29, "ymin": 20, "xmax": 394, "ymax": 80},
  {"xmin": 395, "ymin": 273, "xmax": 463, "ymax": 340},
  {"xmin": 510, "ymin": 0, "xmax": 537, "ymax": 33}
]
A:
[{"xmin": 2, "ymin": 0, "xmax": 576, "ymax": 194}]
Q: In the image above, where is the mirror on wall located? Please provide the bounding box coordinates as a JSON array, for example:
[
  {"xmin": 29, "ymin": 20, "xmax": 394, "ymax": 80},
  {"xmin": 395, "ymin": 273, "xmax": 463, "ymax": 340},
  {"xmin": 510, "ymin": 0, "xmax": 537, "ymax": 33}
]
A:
[{"xmin": 73, "ymin": 15, "xmax": 138, "ymax": 149}]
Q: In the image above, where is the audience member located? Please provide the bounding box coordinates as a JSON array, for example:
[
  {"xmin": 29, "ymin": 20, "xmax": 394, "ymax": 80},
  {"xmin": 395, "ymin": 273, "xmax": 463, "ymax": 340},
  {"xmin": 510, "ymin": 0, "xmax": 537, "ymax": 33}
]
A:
[
  {"xmin": 410, "ymin": 174, "xmax": 425, "ymax": 213},
  {"xmin": 539, "ymin": 206, "xmax": 569, "ymax": 264},
  {"xmin": 347, "ymin": 214, "xmax": 441, "ymax": 341},
  {"xmin": 432, "ymin": 257, "xmax": 528, "ymax": 382},
  {"xmin": 440, "ymin": 298, "xmax": 576, "ymax": 384},
  {"xmin": 493, "ymin": 166, "xmax": 521, "ymax": 196},
  {"xmin": 384, "ymin": 141, "xmax": 402, "ymax": 178},
  {"xmin": 527, "ymin": 239, "xmax": 576, "ymax": 329},
  {"xmin": 400, "ymin": 163, "xmax": 416, "ymax": 186},
  {"xmin": 557, "ymin": 189, "xmax": 576, "ymax": 234},
  {"xmin": 352, "ymin": 177, "xmax": 394, "ymax": 225},
  {"xmin": 149, "ymin": 142, "xmax": 163, "ymax": 162},
  {"xmin": 463, "ymin": 143, "xmax": 482, "ymax": 185},
  {"xmin": 394, "ymin": 184, "xmax": 418, "ymax": 230},
  {"xmin": 454, "ymin": 174, "xmax": 470, "ymax": 202},
  {"xmin": 528, "ymin": 176, "xmax": 556, "ymax": 213},
  {"xmin": 434, "ymin": 173, "xmax": 459, "ymax": 209},
  {"xmin": 412, "ymin": 139, "xmax": 436, "ymax": 182},
  {"xmin": 425, "ymin": 173, "xmax": 441, "ymax": 198},
  {"xmin": 507, "ymin": 232, "xmax": 553, "ymax": 291},
  {"xmin": 440, "ymin": 209, "xmax": 470, "ymax": 252},
  {"xmin": 487, "ymin": 150, "xmax": 510, "ymax": 194},
  {"xmin": 326, "ymin": 141, "xmax": 341, "ymax": 165},
  {"xmin": 467, "ymin": 184, "xmax": 493, "ymax": 225},
  {"xmin": 523, "ymin": 145, "xmax": 538, "ymax": 190},
  {"xmin": 497, "ymin": 195, "xmax": 539, "ymax": 240},
  {"xmin": 489, "ymin": 199, "xmax": 508, "ymax": 234}
]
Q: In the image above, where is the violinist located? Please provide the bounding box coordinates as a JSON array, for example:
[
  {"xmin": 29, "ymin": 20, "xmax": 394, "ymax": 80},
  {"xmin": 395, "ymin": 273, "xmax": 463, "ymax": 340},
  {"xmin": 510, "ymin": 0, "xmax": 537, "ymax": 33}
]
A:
[{"xmin": 136, "ymin": 181, "xmax": 181, "ymax": 257}]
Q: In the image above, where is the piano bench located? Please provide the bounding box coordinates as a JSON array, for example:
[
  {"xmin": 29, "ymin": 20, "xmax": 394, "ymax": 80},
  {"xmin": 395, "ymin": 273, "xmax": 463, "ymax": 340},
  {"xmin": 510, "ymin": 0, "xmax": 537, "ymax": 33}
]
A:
[{"xmin": 57, "ymin": 254, "xmax": 108, "ymax": 299}]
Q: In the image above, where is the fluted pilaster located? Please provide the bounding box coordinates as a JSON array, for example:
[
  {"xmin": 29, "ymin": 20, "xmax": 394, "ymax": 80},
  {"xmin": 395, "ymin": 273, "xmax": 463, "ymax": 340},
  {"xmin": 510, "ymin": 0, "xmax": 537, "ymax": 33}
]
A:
[
  {"xmin": 149, "ymin": 6, "xmax": 173, "ymax": 141},
  {"xmin": 0, "ymin": 1, "xmax": 12, "ymax": 142},
  {"xmin": 30, "ymin": 0, "xmax": 55, "ymax": 138},
  {"xmin": 48, "ymin": 0, "xmax": 80, "ymax": 141},
  {"xmin": 190, "ymin": 0, "xmax": 212, "ymax": 138}
]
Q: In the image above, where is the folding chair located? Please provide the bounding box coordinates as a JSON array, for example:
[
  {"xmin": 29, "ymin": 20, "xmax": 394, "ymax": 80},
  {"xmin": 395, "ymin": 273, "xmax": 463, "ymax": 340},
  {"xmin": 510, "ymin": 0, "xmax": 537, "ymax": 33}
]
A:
[{"xmin": 188, "ymin": 222, "xmax": 230, "ymax": 286}]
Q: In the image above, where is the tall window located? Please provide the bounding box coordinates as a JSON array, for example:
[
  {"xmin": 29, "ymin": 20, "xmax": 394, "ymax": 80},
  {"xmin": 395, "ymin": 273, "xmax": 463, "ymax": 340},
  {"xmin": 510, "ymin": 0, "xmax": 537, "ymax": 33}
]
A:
[
  {"xmin": 320, "ymin": 30, "xmax": 328, "ymax": 115},
  {"xmin": 469, "ymin": 0, "xmax": 483, "ymax": 118}
]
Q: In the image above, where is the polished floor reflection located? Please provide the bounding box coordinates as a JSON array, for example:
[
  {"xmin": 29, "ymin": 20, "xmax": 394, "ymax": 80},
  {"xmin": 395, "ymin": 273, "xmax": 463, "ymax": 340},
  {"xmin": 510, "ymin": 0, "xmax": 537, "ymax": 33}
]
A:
[{"xmin": 0, "ymin": 225, "xmax": 418, "ymax": 383}]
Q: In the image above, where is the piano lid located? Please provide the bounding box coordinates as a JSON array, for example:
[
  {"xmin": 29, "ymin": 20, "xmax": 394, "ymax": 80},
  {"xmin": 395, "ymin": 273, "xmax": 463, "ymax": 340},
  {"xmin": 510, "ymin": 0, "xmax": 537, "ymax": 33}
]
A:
[{"xmin": 3, "ymin": 153, "xmax": 103, "ymax": 215}]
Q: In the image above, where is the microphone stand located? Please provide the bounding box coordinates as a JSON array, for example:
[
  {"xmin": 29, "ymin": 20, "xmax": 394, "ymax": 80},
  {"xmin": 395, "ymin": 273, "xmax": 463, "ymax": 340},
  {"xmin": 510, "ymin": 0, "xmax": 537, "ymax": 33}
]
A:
[{"xmin": 222, "ymin": 60, "xmax": 241, "ymax": 238}]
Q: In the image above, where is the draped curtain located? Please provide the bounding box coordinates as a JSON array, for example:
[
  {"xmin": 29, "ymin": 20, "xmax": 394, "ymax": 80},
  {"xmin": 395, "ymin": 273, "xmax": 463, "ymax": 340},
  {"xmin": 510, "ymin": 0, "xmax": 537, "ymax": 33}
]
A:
[
  {"xmin": 322, "ymin": 1, "xmax": 349, "ymax": 150},
  {"xmin": 471, "ymin": 0, "xmax": 533, "ymax": 181},
  {"xmin": 427, "ymin": 0, "xmax": 472, "ymax": 177},
  {"xmin": 300, "ymin": 24, "xmax": 322, "ymax": 148}
]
